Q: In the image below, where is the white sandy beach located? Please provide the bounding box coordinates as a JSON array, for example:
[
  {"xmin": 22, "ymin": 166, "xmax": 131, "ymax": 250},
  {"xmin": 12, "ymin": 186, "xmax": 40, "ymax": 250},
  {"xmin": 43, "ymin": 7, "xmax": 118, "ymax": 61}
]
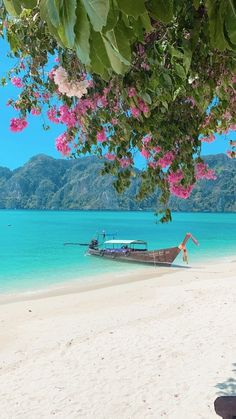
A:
[{"xmin": 0, "ymin": 259, "xmax": 236, "ymax": 418}]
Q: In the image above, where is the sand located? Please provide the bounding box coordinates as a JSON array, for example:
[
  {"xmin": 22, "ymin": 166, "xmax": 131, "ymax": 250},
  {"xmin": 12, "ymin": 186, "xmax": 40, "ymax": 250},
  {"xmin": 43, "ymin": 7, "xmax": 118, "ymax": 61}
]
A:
[{"xmin": 0, "ymin": 258, "xmax": 236, "ymax": 418}]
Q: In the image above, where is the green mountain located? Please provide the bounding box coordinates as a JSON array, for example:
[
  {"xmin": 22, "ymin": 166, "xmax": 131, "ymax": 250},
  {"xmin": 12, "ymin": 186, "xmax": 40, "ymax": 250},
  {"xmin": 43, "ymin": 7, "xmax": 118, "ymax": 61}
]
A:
[{"xmin": 0, "ymin": 154, "xmax": 235, "ymax": 212}]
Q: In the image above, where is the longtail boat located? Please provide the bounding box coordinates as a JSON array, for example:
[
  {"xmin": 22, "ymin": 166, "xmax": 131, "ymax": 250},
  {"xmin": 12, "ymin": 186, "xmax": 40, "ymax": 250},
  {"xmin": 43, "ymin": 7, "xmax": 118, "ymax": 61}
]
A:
[{"xmin": 87, "ymin": 233, "xmax": 199, "ymax": 266}]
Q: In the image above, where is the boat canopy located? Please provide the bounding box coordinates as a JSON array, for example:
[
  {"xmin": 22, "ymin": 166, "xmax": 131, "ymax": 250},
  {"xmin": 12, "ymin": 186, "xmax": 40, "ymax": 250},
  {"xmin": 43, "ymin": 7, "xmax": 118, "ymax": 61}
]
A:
[{"xmin": 104, "ymin": 239, "xmax": 147, "ymax": 245}]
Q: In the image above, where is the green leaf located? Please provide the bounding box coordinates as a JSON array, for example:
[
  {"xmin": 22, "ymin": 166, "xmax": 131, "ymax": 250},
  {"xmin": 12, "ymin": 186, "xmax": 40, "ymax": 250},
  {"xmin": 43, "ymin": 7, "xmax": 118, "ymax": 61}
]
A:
[
  {"xmin": 140, "ymin": 11, "xmax": 153, "ymax": 33},
  {"xmin": 74, "ymin": 0, "xmax": 91, "ymax": 65},
  {"xmin": 40, "ymin": 0, "xmax": 61, "ymax": 29},
  {"xmin": 182, "ymin": 47, "xmax": 192, "ymax": 73},
  {"xmin": 225, "ymin": 1, "xmax": 236, "ymax": 46},
  {"xmin": 206, "ymin": 0, "xmax": 229, "ymax": 50},
  {"xmin": 102, "ymin": 34, "xmax": 129, "ymax": 73},
  {"xmin": 81, "ymin": 0, "xmax": 109, "ymax": 32},
  {"xmin": 103, "ymin": 0, "xmax": 119, "ymax": 32},
  {"xmin": 20, "ymin": 0, "xmax": 37, "ymax": 8},
  {"xmin": 174, "ymin": 62, "xmax": 186, "ymax": 80},
  {"xmin": 90, "ymin": 29, "xmax": 110, "ymax": 79},
  {"xmin": 193, "ymin": 0, "xmax": 200, "ymax": 9},
  {"xmin": 3, "ymin": 0, "xmax": 21, "ymax": 15},
  {"xmin": 116, "ymin": 0, "xmax": 146, "ymax": 18},
  {"xmin": 104, "ymin": 19, "xmax": 131, "ymax": 65},
  {"xmin": 140, "ymin": 92, "xmax": 152, "ymax": 104},
  {"xmin": 40, "ymin": 0, "xmax": 64, "ymax": 46},
  {"xmin": 148, "ymin": 0, "xmax": 173, "ymax": 24},
  {"xmin": 58, "ymin": 0, "xmax": 77, "ymax": 49}
]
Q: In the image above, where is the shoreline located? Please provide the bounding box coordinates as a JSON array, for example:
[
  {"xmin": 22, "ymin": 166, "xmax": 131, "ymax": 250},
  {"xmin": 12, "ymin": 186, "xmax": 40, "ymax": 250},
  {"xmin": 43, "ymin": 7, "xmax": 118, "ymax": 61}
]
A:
[{"xmin": 0, "ymin": 252, "xmax": 235, "ymax": 305}]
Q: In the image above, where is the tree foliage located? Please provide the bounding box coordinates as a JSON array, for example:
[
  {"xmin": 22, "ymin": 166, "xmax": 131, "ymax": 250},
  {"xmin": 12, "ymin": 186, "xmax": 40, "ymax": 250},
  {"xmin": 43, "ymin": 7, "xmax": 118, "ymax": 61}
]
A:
[{"xmin": 0, "ymin": 0, "xmax": 235, "ymax": 221}]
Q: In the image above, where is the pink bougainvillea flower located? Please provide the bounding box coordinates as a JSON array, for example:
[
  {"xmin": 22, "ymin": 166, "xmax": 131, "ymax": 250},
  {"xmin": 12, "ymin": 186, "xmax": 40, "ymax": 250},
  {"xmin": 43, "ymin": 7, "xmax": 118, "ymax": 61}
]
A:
[
  {"xmin": 96, "ymin": 129, "xmax": 107, "ymax": 143},
  {"xmin": 31, "ymin": 107, "xmax": 41, "ymax": 116},
  {"xmin": 104, "ymin": 153, "xmax": 116, "ymax": 161},
  {"xmin": 20, "ymin": 61, "xmax": 25, "ymax": 70},
  {"xmin": 170, "ymin": 183, "xmax": 194, "ymax": 199},
  {"xmin": 141, "ymin": 62, "xmax": 150, "ymax": 71},
  {"xmin": 11, "ymin": 77, "xmax": 23, "ymax": 88},
  {"xmin": 55, "ymin": 133, "xmax": 71, "ymax": 156},
  {"xmin": 148, "ymin": 161, "xmax": 159, "ymax": 169},
  {"xmin": 142, "ymin": 134, "xmax": 152, "ymax": 145},
  {"xmin": 10, "ymin": 118, "xmax": 28, "ymax": 132},
  {"xmin": 130, "ymin": 107, "xmax": 141, "ymax": 118},
  {"xmin": 168, "ymin": 169, "xmax": 184, "ymax": 184},
  {"xmin": 153, "ymin": 146, "xmax": 161, "ymax": 154},
  {"xmin": 128, "ymin": 87, "xmax": 137, "ymax": 97},
  {"xmin": 48, "ymin": 68, "xmax": 56, "ymax": 80},
  {"xmin": 138, "ymin": 99, "xmax": 149, "ymax": 113},
  {"xmin": 158, "ymin": 151, "xmax": 175, "ymax": 168},
  {"xmin": 195, "ymin": 163, "xmax": 217, "ymax": 180},
  {"xmin": 111, "ymin": 118, "xmax": 118, "ymax": 125},
  {"xmin": 47, "ymin": 107, "xmax": 60, "ymax": 124},
  {"xmin": 42, "ymin": 92, "xmax": 51, "ymax": 100},
  {"xmin": 140, "ymin": 148, "xmax": 150, "ymax": 159},
  {"xmin": 200, "ymin": 134, "xmax": 215, "ymax": 143},
  {"xmin": 33, "ymin": 92, "xmax": 40, "ymax": 98},
  {"xmin": 119, "ymin": 157, "xmax": 132, "ymax": 168},
  {"xmin": 59, "ymin": 105, "xmax": 77, "ymax": 128}
]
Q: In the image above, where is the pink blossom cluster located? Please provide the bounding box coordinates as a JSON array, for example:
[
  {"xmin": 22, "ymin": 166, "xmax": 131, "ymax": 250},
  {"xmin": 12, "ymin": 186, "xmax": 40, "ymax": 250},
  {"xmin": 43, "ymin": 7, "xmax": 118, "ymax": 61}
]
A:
[
  {"xmin": 59, "ymin": 105, "xmax": 77, "ymax": 128},
  {"xmin": 10, "ymin": 118, "xmax": 28, "ymax": 132},
  {"xmin": 200, "ymin": 134, "xmax": 215, "ymax": 143},
  {"xmin": 140, "ymin": 148, "xmax": 150, "ymax": 159},
  {"xmin": 128, "ymin": 87, "xmax": 137, "ymax": 97},
  {"xmin": 11, "ymin": 77, "xmax": 23, "ymax": 88},
  {"xmin": 118, "ymin": 157, "xmax": 132, "ymax": 168},
  {"xmin": 96, "ymin": 129, "xmax": 107, "ymax": 143},
  {"xmin": 104, "ymin": 153, "xmax": 116, "ymax": 161},
  {"xmin": 53, "ymin": 66, "xmax": 89, "ymax": 99},
  {"xmin": 55, "ymin": 133, "xmax": 71, "ymax": 156},
  {"xmin": 195, "ymin": 163, "xmax": 217, "ymax": 180},
  {"xmin": 130, "ymin": 98, "xmax": 149, "ymax": 119},
  {"xmin": 31, "ymin": 107, "xmax": 41, "ymax": 116},
  {"xmin": 157, "ymin": 151, "xmax": 175, "ymax": 168},
  {"xmin": 148, "ymin": 161, "xmax": 159, "ymax": 169},
  {"xmin": 47, "ymin": 107, "xmax": 60, "ymax": 124},
  {"xmin": 168, "ymin": 169, "xmax": 184, "ymax": 184},
  {"xmin": 170, "ymin": 183, "xmax": 194, "ymax": 199}
]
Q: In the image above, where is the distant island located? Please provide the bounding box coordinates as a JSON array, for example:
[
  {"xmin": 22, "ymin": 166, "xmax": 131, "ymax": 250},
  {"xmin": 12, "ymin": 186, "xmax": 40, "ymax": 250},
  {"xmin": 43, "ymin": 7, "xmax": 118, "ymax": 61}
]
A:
[{"xmin": 0, "ymin": 154, "xmax": 235, "ymax": 212}]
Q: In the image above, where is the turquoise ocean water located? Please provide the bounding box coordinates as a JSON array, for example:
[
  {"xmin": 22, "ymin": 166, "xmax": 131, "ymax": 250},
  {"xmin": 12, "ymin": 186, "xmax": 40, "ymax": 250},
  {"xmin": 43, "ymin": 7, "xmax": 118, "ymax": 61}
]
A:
[{"xmin": 0, "ymin": 210, "xmax": 235, "ymax": 294}]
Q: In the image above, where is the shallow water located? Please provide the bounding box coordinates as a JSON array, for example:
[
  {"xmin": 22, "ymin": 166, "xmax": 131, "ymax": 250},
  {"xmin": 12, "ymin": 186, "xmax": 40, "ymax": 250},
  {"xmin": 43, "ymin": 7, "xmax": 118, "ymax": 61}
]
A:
[{"xmin": 0, "ymin": 210, "xmax": 235, "ymax": 293}]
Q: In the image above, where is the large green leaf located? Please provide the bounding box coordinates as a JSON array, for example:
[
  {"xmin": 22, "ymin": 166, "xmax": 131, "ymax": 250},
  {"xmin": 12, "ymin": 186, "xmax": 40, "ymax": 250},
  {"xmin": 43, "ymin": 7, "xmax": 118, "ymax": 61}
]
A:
[
  {"xmin": 206, "ymin": 0, "xmax": 229, "ymax": 50},
  {"xmin": 40, "ymin": 0, "xmax": 61, "ymax": 29},
  {"xmin": 103, "ymin": 35, "xmax": 128, "ymax": 73},
  {"xmin": 20, "ymin": 0, "xmax": 37, "ymax": 8},
  {"xmin": 104, "ymin": 19, "xmax": 131, "ymax": 65},
  {"xmin": 225, "ymin": 1, "xmax": 236, "ymax": 46},
  {"xmin": 81, "ymin": 0, "xmax": 109, "ymax": 32},
  {"xmin": 57, "ymin": 0, "xmax": 77, "ymax": 49},
  {"xmin": 103, "ymin": 0, "xmax": 119, "ymax": 32},
  {"xmin": 116, "ymin": 0, "xmax": 146, "ymax": 18},
  {"xmin": 74, "ymin": 0, "xmax": 91, "ymax": 65},
  {"xmin": 90, "ymin": 29, "xmax": 110, "ymax": 78},
  {"xmin": 140, "ymin": 11, "xmax": 153, "ymax": 33},
  {"xmin": 148, "ymin": 0, "xmax": 173, "ymax": 24},
  {"xmin": 40, "ymin": 0, "xmax": 64, "ymax": 46},
  {"xmin": 3, "ymin": 0, "xmax": 21, "ymax": 15}
]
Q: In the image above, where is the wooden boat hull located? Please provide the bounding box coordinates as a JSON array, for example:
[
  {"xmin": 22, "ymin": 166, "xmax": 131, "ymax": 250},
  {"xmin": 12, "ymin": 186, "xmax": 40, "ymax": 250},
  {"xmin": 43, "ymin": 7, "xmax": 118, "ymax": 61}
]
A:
[{"xmin": 88, "ymin": 246, "xmax": 181, "ymax": 266}]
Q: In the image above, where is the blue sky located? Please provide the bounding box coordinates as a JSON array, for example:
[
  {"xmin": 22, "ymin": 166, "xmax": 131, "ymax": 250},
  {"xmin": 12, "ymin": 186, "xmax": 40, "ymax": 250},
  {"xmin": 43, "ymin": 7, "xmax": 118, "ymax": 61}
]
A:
[{"xmin": 0, "ymin": 39, "xmax": 235, "ymax": 170}]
